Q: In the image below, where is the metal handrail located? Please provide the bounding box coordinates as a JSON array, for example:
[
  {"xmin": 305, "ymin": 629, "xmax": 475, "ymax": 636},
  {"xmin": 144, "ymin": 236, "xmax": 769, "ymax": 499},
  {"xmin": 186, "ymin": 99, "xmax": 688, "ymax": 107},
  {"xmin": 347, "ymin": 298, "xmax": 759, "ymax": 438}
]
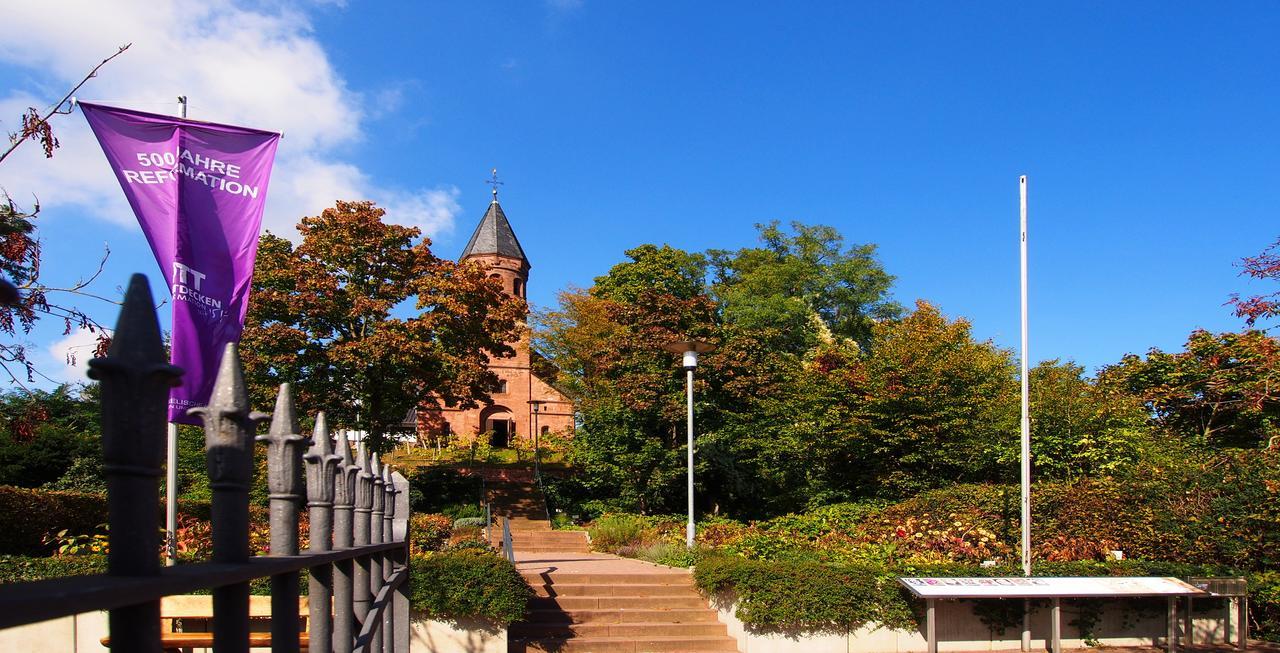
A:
[
  {"xmin": 484, "ymin": 502, "xmax": 493, "ymax": 542},
  {"xmin": 501, "ymin": 515, "xmax": 515, "ymax": 563},
  {"xmin": 534, "ymin": 467, "xmax": 553, "ymax": 523}
]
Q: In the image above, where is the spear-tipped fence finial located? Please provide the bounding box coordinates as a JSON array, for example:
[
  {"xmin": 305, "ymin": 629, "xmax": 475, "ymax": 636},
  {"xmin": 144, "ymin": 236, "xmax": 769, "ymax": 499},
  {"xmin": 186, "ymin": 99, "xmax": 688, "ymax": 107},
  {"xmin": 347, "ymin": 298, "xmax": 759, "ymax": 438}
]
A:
[
  {"xmin": 304, "ymin": 412, "xmax": 341, "ymax": 515},
  {"xmin": 259, "ymin": 383, "xmax": 306, "ymax": 500},
  {"xmin": 257, "ymin": 383, "xmax": 306, "ymax": 556}
]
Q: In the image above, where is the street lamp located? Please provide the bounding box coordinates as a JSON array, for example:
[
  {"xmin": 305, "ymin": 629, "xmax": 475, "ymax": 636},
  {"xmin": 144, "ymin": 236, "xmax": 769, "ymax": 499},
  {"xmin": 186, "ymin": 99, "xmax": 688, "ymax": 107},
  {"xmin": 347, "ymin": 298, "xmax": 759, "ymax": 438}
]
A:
[
  {"xmin": 662, "ymin": 339, "xmax": 715, "ymax": 548},
  {"xmin": 528, "ymin": 400, "xmax": 545, "ymax": 476}
]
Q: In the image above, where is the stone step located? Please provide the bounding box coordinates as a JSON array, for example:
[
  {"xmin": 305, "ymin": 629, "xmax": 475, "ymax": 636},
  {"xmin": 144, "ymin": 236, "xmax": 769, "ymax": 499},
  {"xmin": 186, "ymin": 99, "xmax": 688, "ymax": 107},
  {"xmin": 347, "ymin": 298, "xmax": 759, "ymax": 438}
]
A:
[
  {"xmin": 523, "ymin": 573, "xmax": 691, "ymax": 585},
  {"xmin": 525, "ymin": 609, "xmax": 717, "ymax": 624},
  {"xmin": 511, "ymin": 622, "xmax": 728, "ymax": 638},
  {"xmin": 492, "ymin": 533, "xmax": 587, "ymax": 543},
  {"xmin": 510, "ymin": 635, "xmax": 738, "ymax": 652},
  {"xmin": 531, "ymin": 584, "xmax": 701, "ymax": 598},
  {"xmin": 531, "ymin": 596, "xmax": 710, "ymax": 611},
  {"xmin": 508, "ymin": 546, "xmax": 592, "ymax": 554}
]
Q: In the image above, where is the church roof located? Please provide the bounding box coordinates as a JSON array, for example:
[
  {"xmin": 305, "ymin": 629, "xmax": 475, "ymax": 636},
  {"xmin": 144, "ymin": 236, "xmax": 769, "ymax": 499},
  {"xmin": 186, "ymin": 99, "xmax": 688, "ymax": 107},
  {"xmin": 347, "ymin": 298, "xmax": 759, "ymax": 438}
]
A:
[{"xmin": 460, "ymin": 200, "xmax": 528, "ymax": 264}]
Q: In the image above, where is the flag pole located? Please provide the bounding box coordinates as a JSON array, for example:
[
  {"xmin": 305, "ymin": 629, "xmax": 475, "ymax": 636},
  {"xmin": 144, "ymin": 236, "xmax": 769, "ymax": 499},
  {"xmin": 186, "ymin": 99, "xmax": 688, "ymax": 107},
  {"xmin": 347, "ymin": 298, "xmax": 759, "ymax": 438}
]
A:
[
  {"xmin": 1019, "ymin": 174, "xmax": 1031, "ymax": 650},
  {"xmin": 164, "ymin": 95, "xmax": 189, "ymax": 567}
]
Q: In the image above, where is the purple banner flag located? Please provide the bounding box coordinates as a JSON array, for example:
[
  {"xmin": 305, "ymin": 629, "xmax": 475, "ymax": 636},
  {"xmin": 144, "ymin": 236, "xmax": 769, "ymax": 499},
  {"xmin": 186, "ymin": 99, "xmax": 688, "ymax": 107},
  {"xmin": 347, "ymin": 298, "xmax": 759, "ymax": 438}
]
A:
[{"xmin": 81, "ymin": 102, "xmax": 280, "ymax": 424}]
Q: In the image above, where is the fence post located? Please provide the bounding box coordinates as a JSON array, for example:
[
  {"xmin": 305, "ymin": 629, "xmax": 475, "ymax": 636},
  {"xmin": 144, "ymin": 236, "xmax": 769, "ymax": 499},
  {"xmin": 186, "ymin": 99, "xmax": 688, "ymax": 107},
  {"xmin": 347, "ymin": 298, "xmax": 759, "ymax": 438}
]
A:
[
  {"xmin": 354, "ymin": 441, "xmax": 375, "ymax": 628},
  {"xmin": 88, "ymin": 274, "xmax": 181, "ymax": 653},
  {"xmin": 392, "ymin": 471, "xmax": 411, "ymax": 652},
  {"xmin": 334, "ymin": 432, "xmax": 360, "ymax": 652},
  {"xmin": 382, "ymin": 463, "xmax": 398, "ymax": 653},
  {"xmin": 370, "ymin": 453, "xmax": 386, "ymax": 651},
  {"xmin": 304, "ymin": 412, "xmax": 340, "ymax": 653},
  {"xmin": 259, "ymin": 384, "xmax": 306, "ymax": 653},
  {"xmin": 190, "ymin": 343, "xmax": 268, "ymax": 653}
]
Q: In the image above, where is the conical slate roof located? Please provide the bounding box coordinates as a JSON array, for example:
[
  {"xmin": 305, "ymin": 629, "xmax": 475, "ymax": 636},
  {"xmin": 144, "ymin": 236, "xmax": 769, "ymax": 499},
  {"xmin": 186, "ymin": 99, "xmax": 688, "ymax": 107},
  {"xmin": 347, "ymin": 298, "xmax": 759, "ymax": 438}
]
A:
[{"xmin": 460, "ymin": 200, "xmax": 528, "ymax": 264}]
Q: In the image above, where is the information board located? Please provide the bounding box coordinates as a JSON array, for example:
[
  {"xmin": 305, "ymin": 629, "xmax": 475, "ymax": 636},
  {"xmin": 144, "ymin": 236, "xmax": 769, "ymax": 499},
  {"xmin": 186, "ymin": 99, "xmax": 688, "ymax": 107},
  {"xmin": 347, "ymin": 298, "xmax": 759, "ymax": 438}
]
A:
[{"xmin": 899, "ymin": 576, "xmax": 1205, "ymax": 599}]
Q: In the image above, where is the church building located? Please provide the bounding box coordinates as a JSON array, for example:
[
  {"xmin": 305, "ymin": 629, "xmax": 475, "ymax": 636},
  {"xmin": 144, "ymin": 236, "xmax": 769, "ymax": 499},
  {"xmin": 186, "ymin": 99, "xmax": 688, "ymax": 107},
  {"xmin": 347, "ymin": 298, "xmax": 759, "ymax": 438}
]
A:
[{"xmin": 417, "ymin": 182, "xmax": 575, "ymax": 448}]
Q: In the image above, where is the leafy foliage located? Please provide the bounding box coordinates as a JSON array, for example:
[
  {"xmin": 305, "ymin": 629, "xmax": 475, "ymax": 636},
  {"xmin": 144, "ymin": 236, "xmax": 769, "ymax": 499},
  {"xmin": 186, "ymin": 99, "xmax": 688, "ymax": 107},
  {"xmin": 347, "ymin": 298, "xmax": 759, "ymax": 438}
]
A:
[
  {"xmin": 1101, "ymin": 329, "xmax": 1280, "ymax": 448},
  {"xmin": 0, "ymin": 554, "xmax": 106, "ymax": 584},
  {"xmin": 409, "ymin": 513, "xmax": 454, "ymax": 555},
  {"xmin": 241, "ymin": 200, "xmax": 525, "ymax": 451},
  {"xmin": 693, "ymin": 556, "xmax": 1261, "ymax": 636},
  {"xmin": 1028, "ymin": 360, "xmax": 1150, "ymax": 479},
  {"xmin": 407, "ymin": 550, "xmax": 532, "ymax": 625},
  {"xmin": 708, "ymin": 221, "xmax": 900, "ymax": 349},
  {"xmin": 1229, "ymin": 236, "xmax": 1280, "ymax": 327}
]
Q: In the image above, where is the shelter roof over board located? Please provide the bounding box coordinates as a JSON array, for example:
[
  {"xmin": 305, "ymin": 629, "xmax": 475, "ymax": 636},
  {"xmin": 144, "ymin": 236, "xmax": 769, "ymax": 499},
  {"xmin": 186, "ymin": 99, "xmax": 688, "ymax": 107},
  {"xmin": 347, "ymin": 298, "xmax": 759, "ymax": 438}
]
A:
[{"xmin": 899, "ymin": 576, "xmax": 1206, "ymax": 600}]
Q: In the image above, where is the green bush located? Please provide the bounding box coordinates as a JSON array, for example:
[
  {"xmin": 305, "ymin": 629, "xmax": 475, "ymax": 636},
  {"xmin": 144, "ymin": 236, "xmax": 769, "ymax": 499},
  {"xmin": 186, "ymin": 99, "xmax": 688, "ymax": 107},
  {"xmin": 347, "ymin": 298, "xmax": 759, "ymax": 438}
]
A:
[
  {"xmin": 693, "ymin": 554, "xmax": 913, "ymax": 633},
  {"xmin": 692, "ymin": 556, "xmax": 1268, "ymax": 636},
  {"xmin": 408, "ymin": 551, "xmax": 532, "ymax": 625},
  {"xmin": 446, "ymin": 502, "xmax": 484, "ymax": 520},
  {"xmin": 0, "ymin": 485, "xmax": 212, "ymax": 555},
  {"xmin": 403, "ymin": 468, "xmax": 481, "ymax": 516},
  {"xmin": 1250, "ymin": 571, "xmax": 1280, "ymax": 642},
  {"xmin": 0, "ymin": 554, "xmax": 107, "ymax": 584},
  {"xmin": 588, "ymin": 513, "xmax": 664, "ymax": 552},
  {"xmin": 453, "ymin": 517, "xmax": 486, "ymax": 529}
]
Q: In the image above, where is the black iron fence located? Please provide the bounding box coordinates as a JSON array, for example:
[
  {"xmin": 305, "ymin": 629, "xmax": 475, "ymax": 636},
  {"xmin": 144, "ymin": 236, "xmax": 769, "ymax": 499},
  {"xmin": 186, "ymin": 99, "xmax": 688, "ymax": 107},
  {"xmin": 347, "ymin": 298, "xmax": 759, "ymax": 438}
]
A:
[{"xmin": 0, "ymin": 274, "xmax": 410, "ymax": 652}]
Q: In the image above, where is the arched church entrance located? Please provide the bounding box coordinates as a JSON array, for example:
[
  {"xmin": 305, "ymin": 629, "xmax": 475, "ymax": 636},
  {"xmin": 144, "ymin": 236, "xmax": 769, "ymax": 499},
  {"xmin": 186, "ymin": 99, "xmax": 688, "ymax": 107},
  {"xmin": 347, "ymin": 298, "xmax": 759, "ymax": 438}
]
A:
[{"xmin": 480, "ymin": 405, "xmax": 515, "ymax": 448}]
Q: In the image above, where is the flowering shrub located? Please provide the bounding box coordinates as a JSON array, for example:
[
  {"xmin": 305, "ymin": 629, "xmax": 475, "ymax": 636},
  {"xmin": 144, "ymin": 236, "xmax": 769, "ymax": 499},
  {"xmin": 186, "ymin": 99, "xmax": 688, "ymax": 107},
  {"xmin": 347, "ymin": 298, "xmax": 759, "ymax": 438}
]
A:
[{"xmin": 409, "ymin": 513, "xmax": 453, "ymax": 554}]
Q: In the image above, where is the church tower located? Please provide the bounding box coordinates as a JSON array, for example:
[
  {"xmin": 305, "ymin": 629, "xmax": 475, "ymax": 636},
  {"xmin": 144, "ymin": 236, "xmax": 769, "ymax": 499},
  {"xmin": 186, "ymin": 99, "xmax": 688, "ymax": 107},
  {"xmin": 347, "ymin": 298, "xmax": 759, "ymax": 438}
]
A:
[
  {"xmin": 418, "ymin": 174, "xmax": 575, "ymax": 449},
  {"xmin": 459, "ymin": 186, "xmax": 531, "ymax": 300}
]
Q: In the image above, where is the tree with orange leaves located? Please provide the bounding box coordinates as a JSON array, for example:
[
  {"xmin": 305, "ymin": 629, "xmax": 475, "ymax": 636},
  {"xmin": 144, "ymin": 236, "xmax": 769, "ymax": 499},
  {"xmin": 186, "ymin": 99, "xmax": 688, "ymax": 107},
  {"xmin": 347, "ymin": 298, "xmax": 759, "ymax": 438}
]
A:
[{"xmin": 240, "ymin": 200, "xmax": 525, "ymax": 451}]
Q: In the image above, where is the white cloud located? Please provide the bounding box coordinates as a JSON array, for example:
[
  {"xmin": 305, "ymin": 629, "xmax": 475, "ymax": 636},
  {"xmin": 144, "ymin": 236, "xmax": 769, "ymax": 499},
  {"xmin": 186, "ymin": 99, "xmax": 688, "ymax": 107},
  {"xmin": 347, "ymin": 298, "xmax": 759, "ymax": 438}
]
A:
[
  {"xmin": 45, "ymin": 328, "xmax": 106, "ymax": 384},
  {"xmin": 383, "ymin": 186, "xmax": 461, "ymax": 240},
  {"xmin": 0, "ymin": 0, "xmax": 456, "ymax": 240}
]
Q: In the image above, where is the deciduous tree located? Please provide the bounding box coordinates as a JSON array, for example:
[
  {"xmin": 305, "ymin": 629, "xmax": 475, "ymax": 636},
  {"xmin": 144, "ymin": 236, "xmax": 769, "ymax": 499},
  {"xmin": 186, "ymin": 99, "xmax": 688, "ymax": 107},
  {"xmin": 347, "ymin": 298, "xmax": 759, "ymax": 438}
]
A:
[
  {"xmin": 1101, "ymin": 329, "xmax": 1280, "ymax": 449},
  {"xmin": 240, "ymin": 200, "xmax": 524, "ymax": 451},
  {"xmin": 1229, "ymin": 236, "xmax": 1280, "ymax": 326}
]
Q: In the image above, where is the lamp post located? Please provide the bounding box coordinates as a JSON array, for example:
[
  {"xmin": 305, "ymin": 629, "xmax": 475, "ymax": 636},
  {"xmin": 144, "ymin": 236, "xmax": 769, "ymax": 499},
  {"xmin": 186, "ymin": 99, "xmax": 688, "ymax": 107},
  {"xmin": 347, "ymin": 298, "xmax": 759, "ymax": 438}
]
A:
[
  {"xmin": 528, "ymin": 400, "xmax": 544, "ymax": 477},
  {"xmin": 662, "ymin": 339, "xmax": 715, "ymax": 548}
]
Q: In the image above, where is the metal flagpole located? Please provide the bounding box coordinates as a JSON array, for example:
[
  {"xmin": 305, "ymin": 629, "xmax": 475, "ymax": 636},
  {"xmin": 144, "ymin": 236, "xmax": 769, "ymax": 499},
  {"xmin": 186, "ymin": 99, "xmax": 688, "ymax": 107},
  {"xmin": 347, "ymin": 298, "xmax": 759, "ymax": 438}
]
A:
[
  {"xmin": 1019, "ymin": 175, "xmax": 1032, "ymax": 650},
  {"xmin": 164, "ymin": 95, "xmax": 189, "ymax": 567}
]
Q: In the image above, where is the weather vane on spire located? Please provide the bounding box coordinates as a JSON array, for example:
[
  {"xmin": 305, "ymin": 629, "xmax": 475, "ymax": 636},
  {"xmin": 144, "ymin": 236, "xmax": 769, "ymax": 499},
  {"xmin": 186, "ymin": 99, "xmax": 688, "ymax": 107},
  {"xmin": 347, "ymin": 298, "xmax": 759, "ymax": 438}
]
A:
[{"xmin": 485, "ymin": 168, "xmax": 503, "ymax": 201}]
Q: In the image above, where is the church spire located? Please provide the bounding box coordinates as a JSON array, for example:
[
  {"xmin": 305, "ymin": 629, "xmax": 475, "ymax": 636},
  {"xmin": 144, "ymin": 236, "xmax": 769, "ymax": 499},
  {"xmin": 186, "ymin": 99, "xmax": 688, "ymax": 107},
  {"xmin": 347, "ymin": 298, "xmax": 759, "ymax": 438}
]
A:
[{"xmin": 460, "ymin": 170, "xmax": 528, "ymax": 265}]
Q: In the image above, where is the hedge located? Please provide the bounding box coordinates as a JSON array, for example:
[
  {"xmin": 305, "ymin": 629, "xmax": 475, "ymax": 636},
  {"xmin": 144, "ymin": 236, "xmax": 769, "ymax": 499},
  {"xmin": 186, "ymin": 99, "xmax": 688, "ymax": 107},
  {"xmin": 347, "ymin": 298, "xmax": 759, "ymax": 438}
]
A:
[
  {"xmin": 0, "ymin": 554, "xmax": 107, "ymax": 584},
  {"xmin": 0, "ymin": 484, "xmax": 218, "ymax": 556},
  {"xmin": 693, "ymin": 556, "xmax": 1280, "ymax": 640},
  {"xmin": 408, "ymin": 550, "xmax": 531, "ymax": 626}
]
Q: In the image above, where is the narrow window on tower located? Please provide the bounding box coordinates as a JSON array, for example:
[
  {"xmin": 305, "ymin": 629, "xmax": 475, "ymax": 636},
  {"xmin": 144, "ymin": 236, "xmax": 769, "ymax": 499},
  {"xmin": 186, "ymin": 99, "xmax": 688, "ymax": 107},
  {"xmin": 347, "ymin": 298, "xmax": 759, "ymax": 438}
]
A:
[
  {"xmin": 498, "ymin": 380, "xmax": 508, "ymax": 394},
  {"xmin": 513, "ymin": 278, "xmax": 524, "ymax": 297}
]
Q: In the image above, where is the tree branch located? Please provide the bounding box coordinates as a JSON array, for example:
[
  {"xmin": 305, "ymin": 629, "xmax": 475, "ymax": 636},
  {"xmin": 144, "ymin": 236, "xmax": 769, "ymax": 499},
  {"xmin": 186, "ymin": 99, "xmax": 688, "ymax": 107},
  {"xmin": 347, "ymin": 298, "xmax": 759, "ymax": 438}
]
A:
[{"xmin": 0, "ymin": 43, "xmax": 131, "ymax": 166}]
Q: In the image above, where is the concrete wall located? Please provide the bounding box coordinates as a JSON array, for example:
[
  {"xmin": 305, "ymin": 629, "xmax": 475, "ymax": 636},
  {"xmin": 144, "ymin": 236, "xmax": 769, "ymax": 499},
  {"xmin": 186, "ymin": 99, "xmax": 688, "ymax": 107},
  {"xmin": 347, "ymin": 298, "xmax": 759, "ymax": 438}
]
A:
[
  {"xmin": 410, "ymin": 615, "xmax": 506, "ymax": 653},
  {"xmin": 0, "ymin": 611, "xmax": 107, "ymax": 653},
  {"xmin": 712, "ymin": 593, "xmax": 1242, "ymax": 653},
  {"xmin": 0, "ymin": 609, "xmax": 504, "ymax": 653}
]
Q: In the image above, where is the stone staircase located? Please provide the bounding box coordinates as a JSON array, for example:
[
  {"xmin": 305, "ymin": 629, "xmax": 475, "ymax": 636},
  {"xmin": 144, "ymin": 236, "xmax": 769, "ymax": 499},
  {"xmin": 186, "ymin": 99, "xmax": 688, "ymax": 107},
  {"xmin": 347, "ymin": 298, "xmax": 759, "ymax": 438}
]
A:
[
  {"xmin": 511, "ymin": 570, "xmax": 738, "ymax": 652},
  {"xmin": 486, "ymin": 474, "xmax": 736, "ymax": 653},
  {"xmin": 487, "ymin": 479, "xmax": 590, "ymax": 553}
]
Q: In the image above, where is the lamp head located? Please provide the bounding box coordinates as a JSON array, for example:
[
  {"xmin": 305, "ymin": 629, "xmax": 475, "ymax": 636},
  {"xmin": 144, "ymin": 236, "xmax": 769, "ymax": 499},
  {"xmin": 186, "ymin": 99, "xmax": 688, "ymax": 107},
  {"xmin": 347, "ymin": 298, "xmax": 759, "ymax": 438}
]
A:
[{"xmin": 662, "ymin": 339, "xmax": 715, "ymax": 370}]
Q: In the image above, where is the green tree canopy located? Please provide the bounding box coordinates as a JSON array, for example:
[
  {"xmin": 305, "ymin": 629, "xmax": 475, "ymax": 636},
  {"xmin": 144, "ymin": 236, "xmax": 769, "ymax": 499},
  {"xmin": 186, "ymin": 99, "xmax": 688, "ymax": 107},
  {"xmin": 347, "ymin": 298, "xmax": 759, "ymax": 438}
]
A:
[{"xmin": 709, "ymin": 221, "xmax": 899, "ymax": 351}]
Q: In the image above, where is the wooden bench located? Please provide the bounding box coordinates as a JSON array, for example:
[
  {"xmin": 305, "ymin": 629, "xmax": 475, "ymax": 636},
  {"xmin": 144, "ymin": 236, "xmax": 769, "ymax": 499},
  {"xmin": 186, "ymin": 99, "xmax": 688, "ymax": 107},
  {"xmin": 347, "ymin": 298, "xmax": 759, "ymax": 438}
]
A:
[
  {"xmin": 102, "ymin": 631, "xmax": 310, "ymax": 652},
  {"xmin": 100, "ymin": 595, "xmax": 309, "ymax": 652}
]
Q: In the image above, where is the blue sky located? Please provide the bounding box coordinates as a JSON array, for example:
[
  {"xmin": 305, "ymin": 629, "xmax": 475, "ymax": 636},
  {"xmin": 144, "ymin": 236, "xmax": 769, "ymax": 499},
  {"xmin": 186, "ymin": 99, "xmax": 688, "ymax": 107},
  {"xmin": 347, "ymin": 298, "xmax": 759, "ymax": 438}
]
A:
[{"xmin": 1, "ymin": 1, "xmax": 1278, "ymax": 387}]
